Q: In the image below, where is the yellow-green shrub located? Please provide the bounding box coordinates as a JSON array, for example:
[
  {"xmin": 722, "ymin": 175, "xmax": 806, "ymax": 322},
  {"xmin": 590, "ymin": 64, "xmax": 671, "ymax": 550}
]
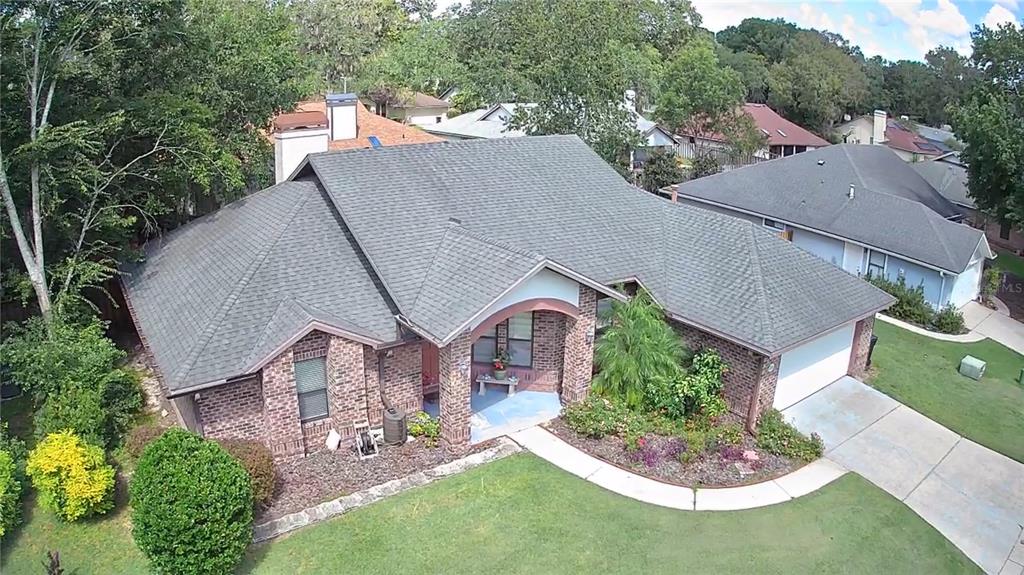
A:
[
  {"xmin": 0, "ymin": 450, "xmax": 21, "ymax": 537},
  {"xmin": 26, "ymin": 431, "xmax": 114, "ymax": 522}
]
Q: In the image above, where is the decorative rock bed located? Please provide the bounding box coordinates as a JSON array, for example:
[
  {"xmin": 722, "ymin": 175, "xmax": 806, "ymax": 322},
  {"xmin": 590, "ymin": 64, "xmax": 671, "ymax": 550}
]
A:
[
  {"xmin": 259, "ymin": 437, "xmax": 496, "ymax": 522},
  {"xmin": 545, "ymin": 418, "xmax": 804, "ymax": 488}
]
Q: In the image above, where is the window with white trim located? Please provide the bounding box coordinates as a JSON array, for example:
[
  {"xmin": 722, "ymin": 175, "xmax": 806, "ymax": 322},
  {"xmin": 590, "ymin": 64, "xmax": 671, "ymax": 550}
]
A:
[
  {"xmin": 763, "ymin": 218, "xmax": 786, "ymax": 231},
  {"xmin": 295, "ymin": 357, "xmax": 329, "ymax": 422},
  {"xmin": 867, "ymin": 250, "xmax": 885, "ymax": 277},
  {"xmin": 472, "ymin": 325, "xmax": 497, "ymax": 363},
  {"xmin": 507, "ymin": 312, "xmax": 533, "ymax": 367}
]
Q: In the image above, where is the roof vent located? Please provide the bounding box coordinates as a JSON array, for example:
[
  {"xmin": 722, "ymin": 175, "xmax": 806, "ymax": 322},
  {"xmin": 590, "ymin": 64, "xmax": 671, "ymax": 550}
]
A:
[
  {"xmin": 817, "ymin": 159, "xmax": 825, "ymax": 166},
  {"xmin": 848, "ymin": 184, "xmax": 855, "ymax": 199},
  {"xmin": 448, "ymin": 217, "xmax": 462, "ymax": 225}
]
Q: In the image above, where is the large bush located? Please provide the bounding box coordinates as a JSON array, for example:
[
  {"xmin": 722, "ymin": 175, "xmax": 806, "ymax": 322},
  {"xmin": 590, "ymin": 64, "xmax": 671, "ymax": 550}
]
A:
[
  {"xmin": 867, "ymin": 275, "xmax": 932, "ymax": 325},
  {"xmin": 26, "ymin": 431, "xmax": 115, "ymax": 522},
  {"xmin": 931, "ymin": 304, "xmax": 966, "ymax": 334},
  {"xmin": 0, "ymin": 450, "xmax": 21, "ymax": 537},
  {"xmin": 981, "ymin": 267, "xmax": 1002, "ymax": 302},
  {"xmin": 132, "ymin": 429, "xmax": 253, "ymax": 575},
  {"xmin": 593, "ymin": 290, "xmax": 687, "ymax": 409},
  {"xmin": 216, "ymin": 439, "xmax": 276, "ymax": 510},
  {"xmin": 563, "ymin": 396, "xmax": 631, "ymax": 438},
  {"xmin": 1, "ymin": 317, "xmax": 142, "ymax": 449},
  {"xmin": 639, "ymin": 149, "xmax": 684, "ymax": 193}
]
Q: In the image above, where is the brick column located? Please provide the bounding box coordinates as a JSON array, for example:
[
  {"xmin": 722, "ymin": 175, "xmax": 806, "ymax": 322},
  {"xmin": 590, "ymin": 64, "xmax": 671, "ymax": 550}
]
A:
[
  {"xmin": 561, "ymin": 285, "xmax": 597, "ymax": 404},
  {"xmin": 848, "ymin": 317, "xmax": 875, "ymax": 378},
  {"xmin": 317, "ymin": 336, "xmax": 367, "ymax": 448},
  {"xmin": 261, "ymin": 349, "xmax": 305, "ymax": 461},
  {"xmin": 439, "ymin": 331, "xmax": 472, "ymax": 448}
]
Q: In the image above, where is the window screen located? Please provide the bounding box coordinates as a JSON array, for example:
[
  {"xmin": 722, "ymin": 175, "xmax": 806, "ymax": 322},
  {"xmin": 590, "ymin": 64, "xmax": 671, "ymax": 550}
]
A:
[
  {"xmin": 867, "ymin": 250, "xmax": 885, "ymax": 277},
  {"xmin": 295, "ymin": 357, "xmax": 329, "ymax": 421},
  {"xmin": 508, "ymin": 313, "xmax": 533, "ymax": 367}
]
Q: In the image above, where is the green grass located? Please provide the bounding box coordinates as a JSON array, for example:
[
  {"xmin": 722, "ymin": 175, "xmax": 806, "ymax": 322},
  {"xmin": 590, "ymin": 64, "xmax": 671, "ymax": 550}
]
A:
[
  {"xmin": 241, "ymin": 454, "xmax": 978, "ymax": 575},
  {"xmin": 869, "ymin": 321, "xmax": 1024, "ymax": 462},
  {"xmin": 0, "ymin": 492, "xmax": 149, "ymax": 574},
  {"xmin": 992, "ymin": 248, "xmax": 1024, "ymax": 278}
]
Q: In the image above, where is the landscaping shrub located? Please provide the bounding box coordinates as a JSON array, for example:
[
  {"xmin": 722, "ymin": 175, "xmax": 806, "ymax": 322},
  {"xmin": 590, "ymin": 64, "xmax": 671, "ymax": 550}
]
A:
[
  {"xmin": 0, "ymin": 450, "xmax": 21, "ymax": 537},
  {"xmin": 1, "ymin": 317, "xmax": 142, "ymax": 449},
  {"xmin": 867, "ymin": 275, "xmax": 932, "ymax": 325},
  {"xmin": 630, "ymin": 436, "xmax": 685, "ymax": 468},
  {"xmin": 25, "ymin": 431, "xmax": 115, "ymax": 522},
  {"xmin": 711, "ymin": 422, "xmax": 744, "ymax": 447},
  {"xmin": 639, "ymin": 149, "xmax": 684, "ymax": 193},
  {"xmin": 125, "ymin": 424, "xmax": 169, "ymax": 460},
  {"xmin": 408, "ymin": 411, "xmax": 441, "ymax": 447},
  {"xmin": 931, "ymin": 304, "xmax": 966, "ymax": 334},
  {"xmin": 593, "ymin": 290, "xmax": 687, "ymax": 410},
  {"xmin": 217, "ymin": 439, "xmax": 276, "ymax": 510},
  {"xmin": 563, "ymin": 396, "xmax": 630, "ymax": 438},
  {"xmin": 982, "ymin": 267, "xmax": 1001, "ymax": 302},
  {"xmin": 675, "ymin": 349, "xmax": 728, "ymax": 417},
  {"xmin": 132, "ymin": 429, "xmax": 252, "ymax": 575},
  {"xmin": 756, "ymin": 410, "xmax": 824, "ymax": 462}
]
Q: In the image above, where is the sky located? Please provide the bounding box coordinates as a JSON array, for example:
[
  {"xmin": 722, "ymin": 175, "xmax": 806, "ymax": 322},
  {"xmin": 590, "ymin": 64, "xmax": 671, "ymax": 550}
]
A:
[
  {"xmin": 691, "ymin": 0, "xmax": 1021, "ymax": 61},
  {"xmin": 435, "ymin": 0, "xmax": 1022, "ymax": 62}
]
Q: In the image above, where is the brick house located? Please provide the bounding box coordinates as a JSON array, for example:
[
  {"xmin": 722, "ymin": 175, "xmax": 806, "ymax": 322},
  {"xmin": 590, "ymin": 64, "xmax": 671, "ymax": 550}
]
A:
[{"xmin": 122, "ymin": 136, "xmax": 892, "ymax": 461}]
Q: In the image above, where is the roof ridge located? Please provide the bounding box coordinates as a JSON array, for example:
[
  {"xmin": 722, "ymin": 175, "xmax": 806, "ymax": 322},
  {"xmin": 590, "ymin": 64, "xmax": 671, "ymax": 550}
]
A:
[
  {"xmin": 173, "ymin": 190, "xmax": 315, "ymax": 386},
  {"xmin": 747, "ymin": 226, "xmax": 775, "ymax": 351},
  {"xmin": 842, "ymin": 145, "xmax": 868, "ymax": 189}
]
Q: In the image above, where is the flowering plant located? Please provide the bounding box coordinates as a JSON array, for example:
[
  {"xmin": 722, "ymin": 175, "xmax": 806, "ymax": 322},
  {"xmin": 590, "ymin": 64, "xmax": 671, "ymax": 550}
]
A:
[{"xmin": 493, "ymin": 348, "xmax": 511, "ymax": 370}]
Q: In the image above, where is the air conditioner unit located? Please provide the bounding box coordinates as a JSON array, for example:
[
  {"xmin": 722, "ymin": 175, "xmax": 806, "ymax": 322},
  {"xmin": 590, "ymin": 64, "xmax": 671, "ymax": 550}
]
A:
[{"xmin": 958, "ymin": 355, "xmax": 986, "ymax": 380}]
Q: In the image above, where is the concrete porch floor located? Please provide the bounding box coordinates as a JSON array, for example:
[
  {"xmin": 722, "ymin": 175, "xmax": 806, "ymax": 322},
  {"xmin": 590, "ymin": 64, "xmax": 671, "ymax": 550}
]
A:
[{"xmin": 423, "ymin": 387, "xmax": 562, "ymax": 444}]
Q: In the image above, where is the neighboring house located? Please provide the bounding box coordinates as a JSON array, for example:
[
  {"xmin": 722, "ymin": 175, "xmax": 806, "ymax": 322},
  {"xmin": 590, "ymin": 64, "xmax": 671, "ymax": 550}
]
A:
[
  {"xmin": 122, "ymin": 136, "xmax": 892, "ymax": 462},
  {"xmin": 673, "ymin": 144, "xmax": 992, "ymax": 310},
  {"xmin": 439, "ymin": 85, "xmax": 460, "ymax": 103},
  {"xmin": 422, "ymin": 97, "xmax": 677, "ymax": 167},
  {"xmin": 676, "ymin": 103, "xmax": 827, "ymax": 166},
  {"xmin": 835, "ymin": 110, "xmax": 945, "ymax": 162},
  {"xmin": 272, "ymin": 94, "xmax": 441, "ymax": 183},
  {"xmin": 367, "ymin": 92, "xmax": 450, "ymax": 126},
  {"xmin": 913, "ymin": 153, "xmax": 1024, "ymax": 252},
  {"xmin": 915, "ymin": 124, "xmax": 961, "ymax": 153}
]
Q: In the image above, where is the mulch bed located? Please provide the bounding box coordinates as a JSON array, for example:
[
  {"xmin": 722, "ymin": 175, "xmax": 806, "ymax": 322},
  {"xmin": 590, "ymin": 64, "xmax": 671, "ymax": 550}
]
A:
[
  {"xmin": 259, "ymin": 438, "xmax": 493, "ymax": 521},
  {"xmin": 545, "ymin": 418, "xmax": 800, "ymax": 488},
  {"xmin": 997, "ymin": 271, "xmax": 1024, "ymax": 321}
]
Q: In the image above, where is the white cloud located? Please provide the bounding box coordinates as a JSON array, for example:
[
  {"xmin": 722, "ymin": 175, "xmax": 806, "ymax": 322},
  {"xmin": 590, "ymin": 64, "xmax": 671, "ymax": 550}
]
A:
[
  {"xmin": 798, "ymin": 2, "xmax": 835, "ymax": 30},
  {"xmin": 879, "ymin": 0, "xmax": 971, "ymax": 56},
  {"xmin": 983, "ymin": 4, "xmax": 1020, "ymax": 28},
  {"xmin": 994, "ymin": 0, "xmax": 1019, "ymax": 11}
]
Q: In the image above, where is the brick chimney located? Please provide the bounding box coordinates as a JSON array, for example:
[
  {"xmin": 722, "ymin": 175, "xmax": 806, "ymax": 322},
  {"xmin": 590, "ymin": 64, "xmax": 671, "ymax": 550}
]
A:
[
  {"xmin": 326, "ymin": 93, "xmax": 358, "ymax": 141},
  {"xmin": 872, "ymin": 110, "xmax": 887, "ymax": 145},
  {"xmin": 273, "ymin": 112, "xmax": 329, "ymax": 184}
]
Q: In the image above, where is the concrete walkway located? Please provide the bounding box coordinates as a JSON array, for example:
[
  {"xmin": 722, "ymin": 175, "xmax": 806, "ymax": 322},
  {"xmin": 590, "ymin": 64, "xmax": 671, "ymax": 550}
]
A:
[
  {"xmin": 784, "ymin": 376, "xmax": 1024, "ymax": 575},
  {"xmin": 875, "ymin": 313, "xmax": 985, "ymax": 343},
  {"xmin": 961, "ymin": 301, "xmax": 1024, "ymax": 354},
  {"xmin": 509, "ymin": 426, "xmax": 848, "ymax": 511}
]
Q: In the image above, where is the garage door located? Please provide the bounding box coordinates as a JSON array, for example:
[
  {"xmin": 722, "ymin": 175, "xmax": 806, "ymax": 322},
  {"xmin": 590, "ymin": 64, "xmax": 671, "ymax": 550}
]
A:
[{"xmin": 772, "ymin": 324, "xmax": 855, "ymax": 410}]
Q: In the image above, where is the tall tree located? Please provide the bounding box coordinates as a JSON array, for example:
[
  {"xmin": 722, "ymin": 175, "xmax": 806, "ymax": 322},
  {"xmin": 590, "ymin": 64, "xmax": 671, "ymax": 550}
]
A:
[
  {"xmin": 655, "ymin": 39, "xmax": 764, "ymax": 156},
  {"xmin": 1, "ymin": 0, "xmax": 310, "ymax": 320},
  {"xmin": 716, "ymin": 46, "xmax": 769, "ymax": 103},
  {"xmin": 716, "ymin": 18, "xmax": 799, "ymax": 65},
  {"xmin": 925, "ymin": 46, "xmax": 978, "ymax": 126},
  {"xmin": 953, "ymin": 24, "xmax": 1024, "ymax": 228}
]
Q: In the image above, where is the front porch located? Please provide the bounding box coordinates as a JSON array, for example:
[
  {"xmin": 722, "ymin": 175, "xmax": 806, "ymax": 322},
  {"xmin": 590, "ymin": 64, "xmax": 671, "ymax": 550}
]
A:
[{"xmin": 425, "ymin": 386, "xmax": 562, "ymax": 444}]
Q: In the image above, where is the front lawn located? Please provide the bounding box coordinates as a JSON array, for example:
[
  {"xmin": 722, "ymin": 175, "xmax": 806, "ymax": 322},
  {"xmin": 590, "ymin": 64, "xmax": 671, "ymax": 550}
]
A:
[
  {"xmin": 992, "ymin": 248, "xmax": 1024, "ymax": 279},
  {"xmin": 869, "ymin": 321, "xmax": 1024, "ymax": 462},
  {"xmin": 242, "ymin": 453, "xmax": 977, "ymax": 574}
]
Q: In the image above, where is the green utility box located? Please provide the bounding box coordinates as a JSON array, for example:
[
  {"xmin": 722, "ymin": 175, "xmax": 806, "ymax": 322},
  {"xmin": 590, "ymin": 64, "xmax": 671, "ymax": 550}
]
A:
[{"xmin": 958, "ymin": 355, "xmax": 986, "ymax": 380}]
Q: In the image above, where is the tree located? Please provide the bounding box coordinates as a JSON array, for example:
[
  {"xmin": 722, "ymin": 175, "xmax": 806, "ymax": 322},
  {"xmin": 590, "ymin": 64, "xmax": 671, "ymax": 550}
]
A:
[
  {"xmin": 953, "ymin": 24, "xmax": 1024, "ymax": 228},
  {"xmin": 925, "ymin": 46, "xmax": 978, "ymax": 126},
  {"xmin": 716, "ymin": 46, "xmax": 770, "ymax": 103},
  {"xmin": 1, "ymin": 0, "xmax": 311, "ymax": 320},
  {"xmin": 291, "ymin": 0, "xmax": 411, "ymax": 92},
  {"xmin": 883, "ymin": 60, "xmax": 938, "ymax": 122},
  {"xmin": 767, "ymin": 31, "xmax": 869, "ymax": 132},
  {"xmin": 655, "ymin": 40, "xmax": 764, "ymax": 156},
  {"xmin": 639, "ymin": 150, "xmax": 684, "ymax": 193},
  {"xmin": 716, "ymin": 18, "xmax": 799, "ymax": 65},
  {"xmin": 593, "ymin": 290, "xmax": 687, "ymax": 410}
]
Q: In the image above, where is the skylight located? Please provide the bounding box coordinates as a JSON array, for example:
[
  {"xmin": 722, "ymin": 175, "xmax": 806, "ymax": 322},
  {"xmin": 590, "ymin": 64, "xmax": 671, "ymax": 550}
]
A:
[{"xmin": 777, "ymin": 129, "xmax": 787, "ymax": 137}]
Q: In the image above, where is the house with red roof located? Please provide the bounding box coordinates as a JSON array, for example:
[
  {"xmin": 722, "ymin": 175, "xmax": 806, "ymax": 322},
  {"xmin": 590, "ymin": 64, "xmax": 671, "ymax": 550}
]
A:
[
  {"xmin": 835, "ymin": 110, "xmax": 945, "ymax": 163},
  {"xmin": 676, "ymin": 103, "xmax": 829, "ymax": 166}
]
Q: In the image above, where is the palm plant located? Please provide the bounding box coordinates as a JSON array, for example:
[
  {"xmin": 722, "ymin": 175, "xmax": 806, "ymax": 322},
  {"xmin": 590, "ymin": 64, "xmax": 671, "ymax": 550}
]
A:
[{"xmin": 592, "ymin": 290, "xmax": 686, "ymax": 410}]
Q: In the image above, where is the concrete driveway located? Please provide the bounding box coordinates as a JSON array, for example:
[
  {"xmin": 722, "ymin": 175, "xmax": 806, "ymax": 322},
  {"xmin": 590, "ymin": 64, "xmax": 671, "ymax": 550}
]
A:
[
  {"xmin": 962, "ymin": 301, "xmax": 1024, "ymax": 354},
  {"xmin": 784, "ymin": 376, "xmax": 1024, "ymax": 575}
]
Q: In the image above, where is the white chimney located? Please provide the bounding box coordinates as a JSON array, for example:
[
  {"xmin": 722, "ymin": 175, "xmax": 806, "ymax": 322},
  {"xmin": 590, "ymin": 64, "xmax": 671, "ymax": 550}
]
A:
[
  {"xmin": 273, "ymin": 112, "xmax": 329, "ymax": 184},
  {"xmin": 848, "ymin": 183, "xmax": 855, "ymax": 199},
  {"xmin": 624, "ymin": 89, "xmax": 637, "ymax": 110},
  {"xmin": 326, "ymin": 93, "xmax": 358, "ymax": 141},
  {"xmin": 872, "ymin": 110, "xmax": 887, "ymax": 145}
]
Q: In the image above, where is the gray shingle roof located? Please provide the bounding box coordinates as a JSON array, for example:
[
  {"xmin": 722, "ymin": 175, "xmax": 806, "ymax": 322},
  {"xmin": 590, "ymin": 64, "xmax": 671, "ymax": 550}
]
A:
[
  {"xmin": 122, "ymin": 181, "xmax": 397, "ymax": 392},
  {"xmin": 126, "ymin": 136, "xmax": 894, "ymax": 392},
  {"xmin": 912, "ymin": 159, "xmax": 974, "ymax": 209},
  {"xmin": 676, "ymin": 144, "xmax": 986, "ymax": 273},
  {"xmin": 308, "ymin": 136, "xmax": 892, "ymax": 354}
]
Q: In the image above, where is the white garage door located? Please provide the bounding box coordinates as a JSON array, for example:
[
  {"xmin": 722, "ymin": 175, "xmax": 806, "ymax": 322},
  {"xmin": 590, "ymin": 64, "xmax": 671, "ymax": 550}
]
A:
[{"xmin": 773, "ymin": 324, "xmax": 855, "ymax": 410}]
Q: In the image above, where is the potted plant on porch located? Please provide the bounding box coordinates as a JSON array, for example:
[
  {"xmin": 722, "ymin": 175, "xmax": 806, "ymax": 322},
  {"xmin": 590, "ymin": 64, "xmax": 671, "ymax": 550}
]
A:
[{"xmin": 493, "ymin": 349, "xmax": 511, "ymax": 380}]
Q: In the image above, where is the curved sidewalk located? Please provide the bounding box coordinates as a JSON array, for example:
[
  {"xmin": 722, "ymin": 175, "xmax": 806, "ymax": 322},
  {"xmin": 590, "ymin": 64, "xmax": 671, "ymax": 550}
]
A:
[
  {"xmin": 874, "ymin": 313, "xmax": 985, "ymax": 343},
  {"xmin": 509, "ymin": 426, "xmax": 847, "ymax": 511}
]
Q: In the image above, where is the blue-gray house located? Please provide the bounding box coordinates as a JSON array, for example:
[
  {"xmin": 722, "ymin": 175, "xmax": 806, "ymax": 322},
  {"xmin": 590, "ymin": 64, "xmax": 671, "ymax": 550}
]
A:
[{"xmin": 673, "ymin": 144, "xmax": 992, "ymax": 310}]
